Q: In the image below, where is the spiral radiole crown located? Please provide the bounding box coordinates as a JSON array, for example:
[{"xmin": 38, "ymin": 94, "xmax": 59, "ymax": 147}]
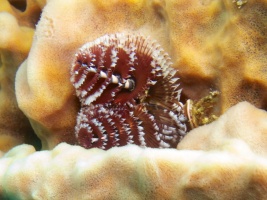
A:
[{"xmin": 70, "ymin": 33, "xmax": 187, "ymax": 150}]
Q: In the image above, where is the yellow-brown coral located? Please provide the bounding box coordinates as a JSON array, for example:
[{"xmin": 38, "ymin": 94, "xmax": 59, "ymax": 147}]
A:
[
  {"xmin": 0, "ymin": 0, "xmax": 45, "ymax": 152},
  {"xmin": 171, "ymin": 0, "xmax": 267, "ymax": 112},
  {"xmin": 14, "ymin": 0, "xmax": 267, "ymax": 150},
  {"xmin": 15, "ymin": 0, "xmax": 176, "ymax": 149},
  {"xmin": 1, "ymin": 0, "xmax": 267, "ymax": 198},
  {"xmin": 178, "ymin": 101, "xmax": 267, "ymax": 157}
]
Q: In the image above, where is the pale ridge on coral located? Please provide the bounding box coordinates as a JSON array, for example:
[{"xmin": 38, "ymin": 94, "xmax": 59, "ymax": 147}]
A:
[
  {"xmin": 1, "ymin": 102, "xmax": 267, "ymax": 199},
  {"xmin": 0, "ymin": 139, "xmax": 267, "ymax": 199}
]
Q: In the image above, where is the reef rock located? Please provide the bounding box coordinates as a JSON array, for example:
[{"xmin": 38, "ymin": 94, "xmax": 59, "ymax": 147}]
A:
[
  {"xmin": 1, "ymin": 102, "xmax": 267, "ymax": 199},
  {"xmin": 15, "ymin": 0, "xmax": 267, "ymax": 149},
  {"xmin": 0, "ymin": 0, "xmax": 44, "ymax": 152},
  {"xmin": 15, "ymin": 0, "xmax": 179, "ymax": 149},
  {"xmin": 178, "ymin": 101, "xmax": 267, "ymax": 157},
  {"xmin": 2, "ymin": 0, "xmax": 267, "ymax": 198}
]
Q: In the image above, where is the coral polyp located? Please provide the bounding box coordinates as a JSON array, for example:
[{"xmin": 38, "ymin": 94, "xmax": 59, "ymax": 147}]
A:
[{"xmin": 70, "ymin": 33, "xmax": 187, "ymax": 150}]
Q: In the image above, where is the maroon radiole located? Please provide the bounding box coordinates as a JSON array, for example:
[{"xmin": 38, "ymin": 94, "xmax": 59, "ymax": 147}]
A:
[{"xmin": 70, "ymin": 33, "xmax": 187, "ymax": 150}]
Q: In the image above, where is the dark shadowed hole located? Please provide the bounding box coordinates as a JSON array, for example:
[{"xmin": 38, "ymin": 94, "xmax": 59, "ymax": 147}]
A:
[{"xmin": 8, "ymin": 0, "xmax": 27, "ymax": 12}]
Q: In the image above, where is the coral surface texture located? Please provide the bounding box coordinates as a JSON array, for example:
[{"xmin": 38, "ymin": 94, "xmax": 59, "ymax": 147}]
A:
[
  {"xmin": 0, "ymin": 0, "xmax": 267, "ymax": 199},
  {"xmin": 1, "ymin": 102, "xmax": 267, "ymax": 199},
  {"xmin": 15, "ymin": 0, "xmax": 267, "ymax": 149}
]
